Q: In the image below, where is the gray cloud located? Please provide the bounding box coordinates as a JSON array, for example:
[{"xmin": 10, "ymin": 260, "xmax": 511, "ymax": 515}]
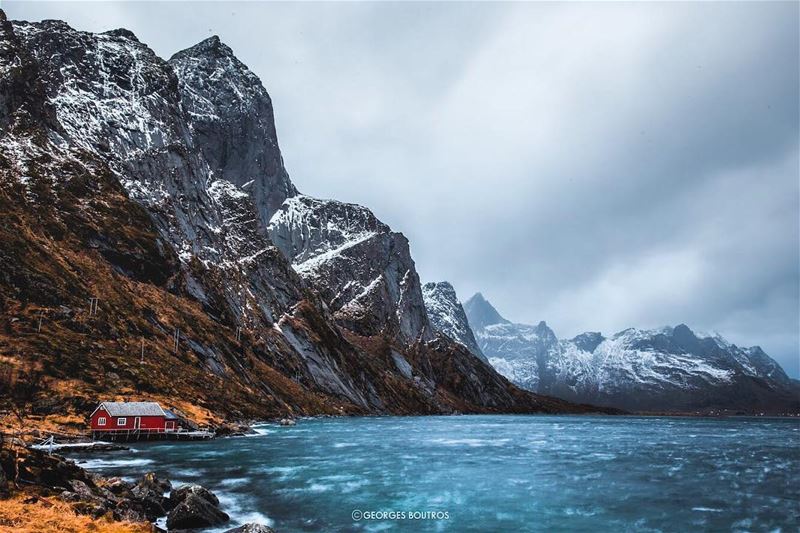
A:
[{"xmin": 6, "ymin": 2, "xmax": 798, "ymax": 376}]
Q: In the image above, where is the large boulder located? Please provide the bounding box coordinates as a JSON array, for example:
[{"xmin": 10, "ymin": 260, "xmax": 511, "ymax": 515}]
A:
[
  {"xmin": 167, "ymin": 492, "xmax": 229, "ymax": 530},
  {"xmin": 131, "ymin": 472, "xmax": 171, "ymax": 520},
  {"xmin": 111, "ymin": 498, "xmax": 149, "ymax": 523},
  {"xmin": 169, "ymin": 483, "xmax": 220, "ymax": 508}
]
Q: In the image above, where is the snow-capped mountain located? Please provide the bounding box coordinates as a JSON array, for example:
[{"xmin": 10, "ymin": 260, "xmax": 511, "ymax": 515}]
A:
[
  {"xmin": 267, "ymin": 195, "xmax": 432, "ymax": 344},
  {"xmin": 422, "ymin": 281, "xmax": 486, "ymax": 361},
  {"xmin": 1, "ymin": 12, "xmax": 597, "ymax": 418},
  {"xmin": 465, "ymin": 294, "xmax": 799, "ymax": 413}
]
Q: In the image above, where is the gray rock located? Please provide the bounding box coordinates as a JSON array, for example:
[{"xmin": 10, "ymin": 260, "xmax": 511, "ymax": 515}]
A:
[
  {"xmin": 167, "ymin": 492, "xmax": 229, "ymax": 530},
  {"xmin": 169, "ymin": 36, "xmax": 297, "ymax": 223},
  {"xmin": 132, "ymin": 472, "xmax": 170, "ymax": 520},
  {"xmin": 67, "ymin": 479, "xmax": 95, "ymax": 499},
  {"xmin": 268, "ymin": 195, "xmax": 433, "ymax": 344},
  {"xmin": 422, "ymin": 281, "xmax": 487, "ymax": 361},
  {"xmin": 169, "ymin": 483, "xmax": 219, "ymax": 508}
]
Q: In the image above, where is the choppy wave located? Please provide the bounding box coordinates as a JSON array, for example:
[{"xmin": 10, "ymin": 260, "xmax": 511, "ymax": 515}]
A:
[{"xmin": 71, "ymin": 415, "xmax": 800, "ymax": 532}]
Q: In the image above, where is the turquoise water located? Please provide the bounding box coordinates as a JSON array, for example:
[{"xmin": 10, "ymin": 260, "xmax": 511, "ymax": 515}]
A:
[{"xmin": 73, "ymin": 415, "xmax": 800, "ymax": 532}]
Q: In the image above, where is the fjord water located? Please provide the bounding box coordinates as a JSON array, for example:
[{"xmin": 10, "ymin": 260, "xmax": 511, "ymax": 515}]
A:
[{"xmin": 76, "ymin": 416, "xmax": 799, "ymax": 532}]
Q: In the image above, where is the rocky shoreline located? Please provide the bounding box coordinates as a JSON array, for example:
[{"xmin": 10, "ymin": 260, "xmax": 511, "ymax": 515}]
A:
[{"xmin": 0, "ymin": 423, "xmax": 281, "ymax": 532}]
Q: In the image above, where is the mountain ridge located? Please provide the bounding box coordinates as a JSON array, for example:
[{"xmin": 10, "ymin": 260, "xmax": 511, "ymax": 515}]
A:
[{"xmin": 459, "ymin": 293, "xmax": 799, "ymax": 413}]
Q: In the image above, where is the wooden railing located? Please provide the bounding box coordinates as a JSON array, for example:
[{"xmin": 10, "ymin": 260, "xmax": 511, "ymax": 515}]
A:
[
  {"xmin": 90, "ymin": 427, "xmax": 214, "ymax": 441},
  {"xmin": 91, "ymin": 427, "xmax": 178, "ymax": 434}
]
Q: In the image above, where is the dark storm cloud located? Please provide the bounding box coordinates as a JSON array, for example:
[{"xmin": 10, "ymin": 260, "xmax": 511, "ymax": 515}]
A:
[{"xmin": 6, "ymin": 2, "xmax": 798, "ymax": 376}]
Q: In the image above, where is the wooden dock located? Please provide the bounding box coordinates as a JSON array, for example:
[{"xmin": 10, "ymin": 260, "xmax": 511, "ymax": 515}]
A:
[{"xmin": 90, "ymin": 428, "xmax": 214, "ymax": 441}]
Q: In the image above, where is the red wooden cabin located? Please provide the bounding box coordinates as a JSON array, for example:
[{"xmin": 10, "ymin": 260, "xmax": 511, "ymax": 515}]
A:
[{"xmin": 90, "ymin": 401, "xmax": 179, "ymax": 437}]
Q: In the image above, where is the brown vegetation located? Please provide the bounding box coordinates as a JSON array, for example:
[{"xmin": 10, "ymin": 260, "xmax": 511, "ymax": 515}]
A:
[{"xmin": 0, "ymin": 495, "xmax": 152, "ymax": 533}]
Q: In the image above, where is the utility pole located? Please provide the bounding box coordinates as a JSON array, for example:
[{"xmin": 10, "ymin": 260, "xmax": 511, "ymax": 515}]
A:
[
  {"xmin": 140, "ymin": 338, "xmax": 145, "ymax": 364},
  {"xmin": 88, "ymin": 298, "xmax": 99, "ymax": 316},
  {"xmin": 236, "ymin": 327, "xmax": 241, "ymax": 342},
  {"xmin": 173, "ymin": 328, "xmax": 180, "ymax": 354},
  {"xmin": 37, "ymin": 310, "xmax": 43, "ymax": 333}
]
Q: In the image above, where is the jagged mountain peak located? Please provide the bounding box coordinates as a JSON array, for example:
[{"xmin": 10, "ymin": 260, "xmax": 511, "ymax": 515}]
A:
[
  {"xmin": 423, "ymin": 280, "xmax": 456, "ymax": 292},
  {"xmin": 170, "ymin": 35, "xmax": 233, "ymax": 62},
  {"xmin": 464, "ymin": 292, "xmax": 509, "ymax": 330},
  {"xmin": 422, "ymin": 282, "xmax": 460, "ymax": 306},
  {"xmin": 102, "ymin": 28, "xmax": 140, "ymax": 42},
  {"xmin": 422, "ymin": 281, "xmax": 487, "ymax": 361},
  {"xmin": 169, "ymin": 32, "xmax": 296, "ymax": 220}
]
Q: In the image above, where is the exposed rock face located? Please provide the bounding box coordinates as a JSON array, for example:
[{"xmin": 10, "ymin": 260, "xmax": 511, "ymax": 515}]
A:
[
  {"xmin": 0, "ymin": 12, "xmax": 598, "ymax": 418},
  {"xmin": 268, "ymin": 195, "xmax": 433, "ymax": 344},
  {"xmin": 169, "ymin": 36, "xmax": 297, "ymax": 224},
  {"xmin": 422, "ymin": 281, "xmax": 486, "ymax": 361},
  {"xmin": 167, "ymin": 484, "xmax": 229, "ymax": 530},
  {"xmin": 466, "ymin": 294, "xmax": 800, "ymax": 413}
]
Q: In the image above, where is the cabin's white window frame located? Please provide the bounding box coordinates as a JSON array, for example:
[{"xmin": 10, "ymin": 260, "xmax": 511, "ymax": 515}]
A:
[
  {"xmin": 97, "ymin": 417, "xmax": 106, "ymax": 426},
  {"xmin": 117, "ymin": 417, "xmax": 127, "ymax": 426}
]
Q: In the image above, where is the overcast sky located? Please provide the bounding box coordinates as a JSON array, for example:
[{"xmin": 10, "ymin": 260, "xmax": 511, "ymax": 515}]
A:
[{"xmin": 6, "ymin": 2, "xmax": 799, "ymax": 377}]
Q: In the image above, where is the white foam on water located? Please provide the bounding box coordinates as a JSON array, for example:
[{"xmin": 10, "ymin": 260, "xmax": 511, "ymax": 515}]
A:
[
  {"xmin": 429, "ymin": 438, "xmax": 511, "ymax": 447},
  {"xmin": 80, "ymin": 457, "xmax": 154, "ymax": 469},
  {"xmin": 169, "ymin": 468, "xmax": 203, "ymax": 483},
  {"xmin": 209, "ymin": 491, "xmax": 274, "ymax": 532},
  {"xmin": 308, "ymin": 483, "xmax": 332, "ymax": 493},
  {"xmin": 258, "ymin": 465, "xmax": 307, "ymax": 481},
  {"xmin": 340, "ymin": 479, "xmax": 369, "ymax": 493},
  {"xmin": 247, "ymin": 425, "xmax": 272, "ymax": 437},
  {"xmin": 219, "ymin": 477, "xmax": 250, "ymax": 488}
]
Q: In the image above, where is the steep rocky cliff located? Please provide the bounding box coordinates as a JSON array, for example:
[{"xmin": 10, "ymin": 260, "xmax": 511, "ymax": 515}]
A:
[
  {"xmin": 0, "ymin": 12, "xmax": 600, "ymax": 422},
  {"xmin": 267, "ymin": 195, "xmax": 432, "ymax": 345},
  {"xmin": 422, "ymin": 281, "xmax": 486, "ymax": 361}
]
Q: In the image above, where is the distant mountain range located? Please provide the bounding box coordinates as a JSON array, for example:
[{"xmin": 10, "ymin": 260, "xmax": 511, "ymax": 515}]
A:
[{"xmin": 424, "ymin": 290, "xmax": 799, "ymax": 413}]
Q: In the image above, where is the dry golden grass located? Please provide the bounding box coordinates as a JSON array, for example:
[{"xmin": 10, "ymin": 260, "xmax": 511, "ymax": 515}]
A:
[{"xmin": 0, "ymin": 495, "xmax": 152, "ymax": 533}]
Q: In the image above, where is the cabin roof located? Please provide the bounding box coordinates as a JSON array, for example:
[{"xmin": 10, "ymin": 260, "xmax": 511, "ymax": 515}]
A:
[
  {"xmin": 163, "ymin": 409, "xmax": 180, "ymax": 420},
  {"xmin": 97, "ymin": 401, "xmax": 166, "ymax": 417}
]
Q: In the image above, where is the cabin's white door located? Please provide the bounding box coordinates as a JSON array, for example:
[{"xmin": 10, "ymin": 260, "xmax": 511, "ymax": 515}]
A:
[{"xmin": 134, "ymin": 417, "xmax": 141, "ymax": 429}]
